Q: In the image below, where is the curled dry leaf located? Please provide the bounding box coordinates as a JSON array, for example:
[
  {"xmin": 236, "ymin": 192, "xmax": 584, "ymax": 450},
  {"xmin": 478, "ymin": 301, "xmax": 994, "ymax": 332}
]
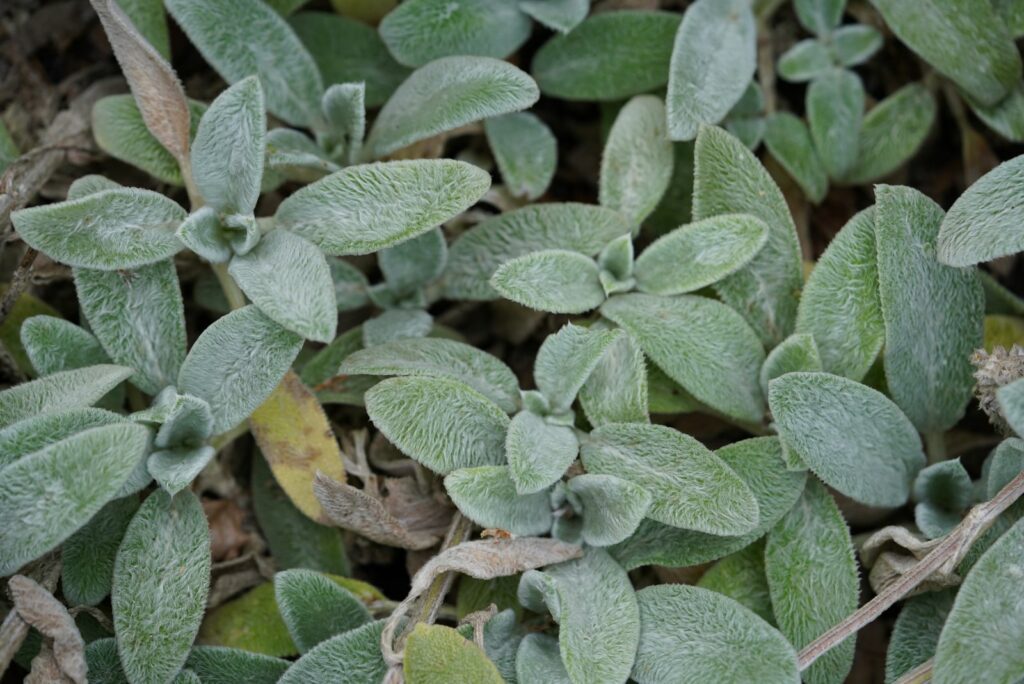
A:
[
  {"xmin": 8, "ymin": 575, "xmax": 86, "ymax": 684},
  {"xmin": 89, "ymin": 0, "xmax": 191, "ymax": 167},
  {"xmin": 381, "ymin": 537, "xmax": 582, "ymax": 665},
  {"xmin": 313, "ymin": 472, "xmax": 444, "ymax": 550},
  {"xmin": 859, "ymin": 526, "xmax": 959, "ymax": 597}
]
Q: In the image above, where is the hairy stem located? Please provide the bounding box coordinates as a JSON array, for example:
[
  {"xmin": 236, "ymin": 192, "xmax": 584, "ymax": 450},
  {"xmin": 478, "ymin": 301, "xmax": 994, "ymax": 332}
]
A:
[
  {"xmin": 797, "ymin": 469, "xmax": 1024, "ymax": 671},
  {"xmin": 924, "ymin": 431, "xmax": 947, "ymax": 465},
  {"xmin": 212, "ymin": 261, "xmax": 246, "ymax": 311}
]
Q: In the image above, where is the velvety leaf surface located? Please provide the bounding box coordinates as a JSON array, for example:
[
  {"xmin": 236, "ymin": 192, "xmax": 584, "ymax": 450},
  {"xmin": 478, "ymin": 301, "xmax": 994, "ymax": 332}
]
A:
[
  {"xmin": 568, "ymin": 473, "xmax": 651, "ymax": 546},
  {"xmin": 518, "ymin": 548, "xmax": 639, "ymax": 684},
  {"xmin": 759, "ymin": 332, "xmax": 822, "ymax": 399},
  {"xmin": 445, "ymin": 203, "xmax": 630, "ymax": 300},
  {"xmin": 632, "ymin": 585, "xmax": 799, "ymax": 683},
  {"xmin": 20, "ymin": 316, "xmax": 109, "ymax": 378},
  {"xmin": 62, "ymin": 495, "xmax": 139, "ymax": 606},
  {"xmin": 766, "ymin": 479, "xmax": 858, "ymax": 684},
  {"xmin": 778, "ymin": 40, "xmax": 833, "ymax": 83},
  {"xmin": 112, "ymin": 490, "xmax": 210, "ymax": 684},
  {"xmin": 491, "ymin": 249, "xmax": 605, "ymax": 314},
  {"xmin": 403, "ymin": 623, "xmax": 504, "ymax": 684},
  {"xmin": 75, "ymin": 260, "xmax": 186, "ymax": 395},
  {"xmin": 844, "ymin": 83, "xmax": 936, "ymax": 184},
  {"xmin": 531, "ymin": 11, "xmax": 681, "ymax": 101},
  {"xmin": 0, "ymin": 364, "xmax": 132, "ymax": 429},
  {"xmin": 875, "ymin": 185, "xmax": 984, "ymax": 432},
  {"xmin": 11, "ymin": 188, "xmax": 185, "ymax": 270},
  {"xmin": 807, "ymin": 69, "xmax": 864, "ymax": 179},
  {"xmin": 519, "ymin": 0, "xmax": 588, "ymax": 33},
  {"xmin": 693, "ymin": 125, "xmax": 802, "ymax": 347},
  {"xmin": 764, "ymin": 112, "xmax": 828, "ymax": 203},
  {"xmin": 600, "ymin": 95, "xmax": 674, "ymax": 226},
  {"xmin": 274, "ymin": 569, "xmax": 371, "ymax": 653},
  {"xmin": 516, "ymin": 633, "xmax": 571, "ymax": 684},
  {"xmin": 794, "ymin": 0, "xmax": 844, "ymax": 34},
  {"xmin": 275, "ymin": 160, "xmax": 489, "ymax": 255},
  {"xmin": 505, "ymin": 412, "xmax": 578, "ymax": 494},
  {"xmin": 666, "ymin": 0, "xmax": 756, "ymax": 141},
  {"xmin": 445, "ymin": 466, "xmax": 553, "ymax": 535},
  {"xmin": 634, "ymin": 214, "xmax": 768, "ymax": 295},
  {"xmin": 164, "ymin": 0, "xmax": 324, "ymax": 127},
  {"xmin": 178, "ymin": 306, "xmax": 303, "ymax": 434},
  {"xmin": 277, "ymin": 620, "xmax": 388, "ymax": 684},
  {"xmin": 582, "ymin": 422, "xmax": 759, "ymax": 535},
  {"xmin": 795, "ymin": 207, "xmax": 884, "ymax": 381},
  {"xmin": 365, "ymin": 56, "xmax": 538, "ymax": 159},
  {"xmin": 485, "ymin": 112, "xmax": 557, "ymax": 201},
  {"xmin": 534, "ymin": 323, "xmax": 622, "ymax": 412},
  {"xmin": 696, "ymin": 539, "xmax": 774, "ymax": 624},
  {"xmin": 0, "ymin": 407, "xmax": 122, "ymax": 468},
  {"xmin": 579, "ymin": 330, "xmax": 649, "ymax": 427},
  {"xmin": 365, "ymin": 376, "xmax": 509, "ymax": 474},
  {"xmin": 379, "ymin": 0, "xmax": 531, "ymax": 67},
  {"xmin": 601, "ymin": 293, "xmax": 766, "ymax": 424},
  {"xmin": 769, "ymin": 372, "xmax": 925, "ymax": 507},
  {"xmin": 185, "ymin": 646, "xmax": 290, "ymax": 684},
  {"xmin": 884, "ymin": 589, "xmax": 956, "ymax": 683}
]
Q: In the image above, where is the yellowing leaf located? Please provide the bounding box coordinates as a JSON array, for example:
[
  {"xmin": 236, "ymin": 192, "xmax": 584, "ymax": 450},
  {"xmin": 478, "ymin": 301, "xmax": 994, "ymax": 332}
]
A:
[
  {"xmin": 250, "ymin": 370, "xmax": 346, "ymax": 522},
  {"xmin": 404, "ymin": 623, "xmax": 504, "ymax": 684},
  {"xmin": 984, "ymin": 314, "xmax": 1024, "ymax": 352}
]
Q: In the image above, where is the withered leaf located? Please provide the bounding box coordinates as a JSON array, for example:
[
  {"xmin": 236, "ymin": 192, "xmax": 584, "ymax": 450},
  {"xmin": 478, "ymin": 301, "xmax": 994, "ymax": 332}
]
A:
[
  {"xmin": 89, "ymin": 0, "xmax": 191, "ymax": 166},
  {"xmin": 8, "ymin": 575, "xmax": 86, "ymax": 684}
]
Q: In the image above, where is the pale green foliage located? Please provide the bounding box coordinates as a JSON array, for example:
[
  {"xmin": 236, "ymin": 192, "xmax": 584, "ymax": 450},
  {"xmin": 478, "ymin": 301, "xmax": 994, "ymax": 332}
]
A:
[
  {"xmin": 118, "ymin": 0, "xmax": 170, "ymax": 58},
  {"xmin": 85, "ymin": 638, "xmax": 128, "ymax": 684},
  {"xmin": 759, "ymin": 333, "xmax": 822, "ymax": 399},
  {"xmin": 491, "ymin": 249, "xmax": 605, "ymax": 313},
  {"xmin": 62, "ymin": 496, "xmax": 139, "ymax": 606},
  {"xmin": 0, "ymin": 364, "xmax": 131, "ymax": 429},
  {"xmin": 870, "ymin": 0, "xmax": 1021, "ymax": 107},
  {"xmin": 722, "ymin": 82, "xmax": 766, "ymax": 149},
  {"xmin": 289, "ymin": 12, "xmax": 409, "ymax": 108},
  {"xmin": 505, "ymin": 411, "xmax": 578, "ymax": 494},
  {"xmin": 404, "ymin": 623, "xmax": 504, "ymax": 684},
  {"xmin": 831, "ymin": 25, "xmax": 883, "ymax": 66},
  {"xmin": 364, "ymin": 56, "xmax": 539, "ymax": 159},
  {"xmin": 275, "ymin": 160, "xmax": 489, "ymax": 255},
  {"xmin": 875, "ymin": 185, "xmax": 984, "ymax": 433},
  {"xmin": 913, "ymin": 459, "xmax": 973, "ymax": 538},
  {"xmin": 969, "ymin": 82, "xmax": 1024, "ymax": 143},
  {"xmin": 884, "ymin": 589, "xmax": 956, "ymax": 683},
  {"xmin": 251, "ymin": 453, "xmax": 348, "ymax": 574},
  {"xmin": 0, "ymin": 408, "xmax": 122, "ymax": 468},
  {"xmin": 20, "ymin": 316, "xmax": 109, "ymax": 377},
  {"xmin": 485, "ymin": 112, "xmax": 557, "ymax": 201},
  {"xmin": 228, "ymin": 230, "xmax": 337, "ymax": 343},
  {"xmin": 807, "ymin": 69, "xmax": 864, "ymax": 180},
  {"xmin": 519, "ymin": 0, "xmax": 589, "ymax": 33},
  {"xmin": 67, "ymin": 174, "xmax": 123, "ymax": 200},
  {"xmin": 766, "ymin": 479, "xmax": 858, "ymax": 684},
  {"xmin": 934, "ymin": 516, "xmax": 1024, "ymax": 683},
  {"xmin": 113, "ymin": 490, "xmax": 210, "ymax": 684},
  {"xmin": 445, "ymin": 203, "xmax": 630, "ymax": 300},
  {"xmin": 379, "ymin": 0, "xmax": 531, "ymax": 68},
  {"xmin": 938, "ymin": 154, "xmax": 1024, "ymax": 266},
  {"xmin": 365, "ymin": 376, "xmax": 509, "ymax": 474},
  {"xmin": 176, "ymin": 208, "xmax": 232, "ymax": 263},
  {"xmin": 845, "ymin": 83, "xmax": 936, "ymax": 184},
  {"xmin": 379, "ymin": 228, "xmax": 446, "ymax": 296},
  {"xmin": 361, "ymin": 309, "xmax": 432, "ymax": 347},
  {"xmin": 998, "ymin": 378, "xmax": 1024, "ymax": 438},
  {"xmin": 567, "ymin": 474, "xmax": 652, "ymax": 546},
  {"xmin": 696, "ymin": 540, "xmax": 773, "ymax": 624},
  {"xmin": 445, "ymin": 466, "xmax": 553, "ymax": 535},
  {"xmin": 632, "ymin": 585, "xmax": 799, "ymax": 684},
  {"xmin": 518, "ymin": 549, "xmax": 639, "ymax": 684},
  {"xmin": 274, "ymin": 570, "xmax": 371, "ymax": 653},
  {"xmin": 769, "ymin": 372, "xmax": 925, "ymax": 507},
  {"xmin": 532, "ymin": 11, "xmax": 680, "ymax": 101},
  {"xmin": 185, "ymin": 647, "xmax": 290, "ymax": 684},
  {"xmin": 795, "ymin": 208, "xmax": 883, "ymax": 381},
  {"xmin": 601, "ymin": 293, "xmax": 766, "ymax": 423},
  {"xmin": 190, "ymin": 77, "xmax": 265, "ymax": 215},
  {"xmin": 646, "ymin": 141, "xmax": 695, "ymax": 237},
  {"xmin": 527, "ymin": 326, "xmax": 612, "ymax": 415},
  {"xmin": 579, "ymin": 331, "xmax": 649, "ymax": 427},
  {"xmin": 666, "ymin": 0, "xmax": 756, "ymax": 141},
  {"xmin": 321, "ymin": 83, "xmax": 366, "ymax": 165},
  {"xmin": 764, "ymin": 112, "xmax": 828, "ymax": 203},
  {"xmin": 149, "ymin": 446, "xmax": 215, "ymax": 495},
  {"xmin": 75, "ymin": 261, "xmax": 186, "ymax": 395},
  {"xmin": 339, "ymin": 338, "xmax": 519, "ymax": 414},
  {"xmin": 517, "ymin": 633, "xmax": 571, "ymax": 683},
  {"xmin": 11, "ymin": 188, "xmax": 185, "ymax": 270},
  {"xmin": 582, "ymin": 422, "xmax": 759, "ymax": 535},
  {"xmin": 600, "ymin": 95, "xmax": 674, "ymax": 226},
  {"xmin": 634, "ymin": 214, "xmax": 769, "ymax": 295},
  {"xmin": 165, "ymin": 0, "xmax": 324, "ymax": 127},
  {"xmin": 778, "ymin": 40, "xmax": 832, "ymax": 83},
  {"xmin": 91, "ymin": 95, "xmax": 203, "ymax": 185},
  {"xmin": 693, "ymin": 125, "xmax": 802, "ymax": 347},
  {"xmin": 277, "ymin": 621, "xmax": 387, "ymax": 684},
  {"xmin": 795, "ymin": 0, "xmax": 845, "ymax": 35},
  {"xmin": 986, "ymin": 438, "xmax": 1024, "ymax": 498},
  {"xmin": 177, "ymin": 306, "xmax": 303, "ymax": 434}
]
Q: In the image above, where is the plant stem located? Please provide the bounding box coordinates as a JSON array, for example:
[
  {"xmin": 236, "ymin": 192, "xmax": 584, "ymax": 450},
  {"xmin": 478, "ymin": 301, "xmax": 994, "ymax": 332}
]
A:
[
  {"xmin": 797, "ymin": 469, "xmax": 1024, "ymax": 671},
  {"xmin": 400, "ymin": 513, "xmax": 472, "ymax": 638},
  {"xmin": 894, "ymin": 658, "xmax": 933, "ymax": 684},
  {"xmin": 924, "ymin": 431, "xmax": 947, "ymax": 465},
  {"xmin": 212, "ymin": 261, "xmax": 246, "ymax": 311}
]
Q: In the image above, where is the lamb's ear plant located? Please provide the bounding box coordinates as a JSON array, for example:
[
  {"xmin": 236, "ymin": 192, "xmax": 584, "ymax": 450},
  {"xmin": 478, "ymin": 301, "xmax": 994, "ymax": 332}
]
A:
[{"xmin": 7, "ymin": 0, "xmax": 1024, "ymax": 682}]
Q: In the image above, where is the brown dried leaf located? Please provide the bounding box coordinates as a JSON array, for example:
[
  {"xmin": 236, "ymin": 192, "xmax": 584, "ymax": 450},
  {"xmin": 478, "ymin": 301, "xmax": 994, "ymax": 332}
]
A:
[
  {"xmin": 8, "ymin": 575, "xmax": 86, "ymax": 684},
  {"xmin": 383, "ymin": 477, "xmax": 453, "ymax": 539},
  {"xmin": 859, "ymin": 526, "xmax": 959, "ymax": 597},
  {"xmin": 26, "ymin": 644, "xmax": 72, "ymax": 684},
  {"xmin": 314, "ymin": 473, "xmax": 442, "ymax": 550},
  {"xmin": 202, "ymin": 498, "xmax": 252, "ymax": 562},
  {"xmin": 89, "ymin": 0, "xmax": 191, "ymax": 165}
]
